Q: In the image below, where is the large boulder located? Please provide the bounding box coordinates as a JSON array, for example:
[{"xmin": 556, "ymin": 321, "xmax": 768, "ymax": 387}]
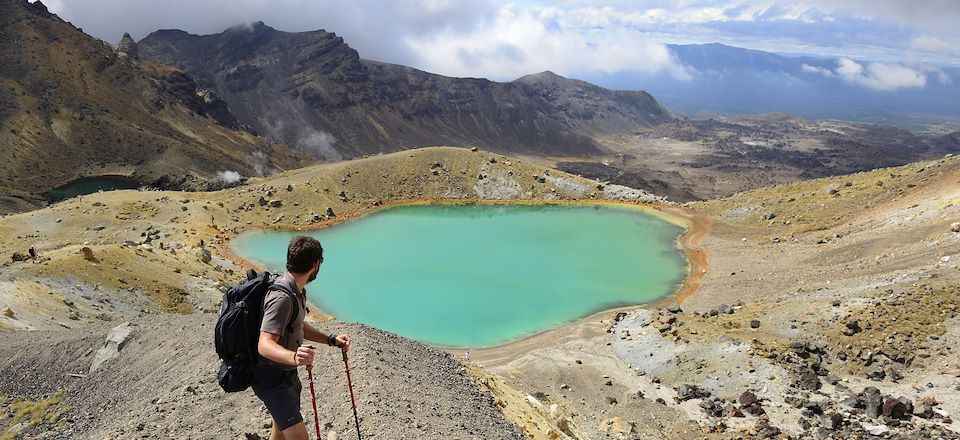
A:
[
  {"xmin": 80, "ymin": 246, "xmax": 96, "ymax": 261},
  {"xmin": 882, "ymin": 397, "xmax": 910, "ymax": 419},
  {"xmin": 676, "ymin": 384, "xmax": 709, "ymax": 401},
  {"xmin": 863, "ymin": 387, "xmax": 883, "ymax": 419},
  {"xmin": 90, "ymin": 322, "xmax": 134, "ymax": 373},
  {"xmin": 797, "ymin": 370, "xmax": 821, "ymax": 391},
  {"xmin": 196, "ymin": 247, "xmax": 212, "ymax": 264}
]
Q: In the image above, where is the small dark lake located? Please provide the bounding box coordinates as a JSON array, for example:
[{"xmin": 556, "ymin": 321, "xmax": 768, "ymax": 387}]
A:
[{"xmin": 44, "ymin": 176, "xmax": 142, "ymax": 202}]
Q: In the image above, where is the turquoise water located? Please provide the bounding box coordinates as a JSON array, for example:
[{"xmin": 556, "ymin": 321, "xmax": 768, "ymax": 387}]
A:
[
  {"xmin": 44, "ymin": 176, "xmax": 141, "ymax": 202},
  {"xmin": 231, "ymin": 204, "xmax": 687, "ymax": 348}
]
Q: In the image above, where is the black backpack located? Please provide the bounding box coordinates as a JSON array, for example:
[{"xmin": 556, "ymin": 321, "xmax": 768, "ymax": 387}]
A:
[{"xmin": 215, "ymin": 269, "xmax": 299, "ymax": 392}]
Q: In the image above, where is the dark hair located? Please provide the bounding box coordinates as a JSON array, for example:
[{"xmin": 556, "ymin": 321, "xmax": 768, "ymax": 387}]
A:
[{"xmin": 286, "ymin": 236, "xmax": 323, "ymax": 273}]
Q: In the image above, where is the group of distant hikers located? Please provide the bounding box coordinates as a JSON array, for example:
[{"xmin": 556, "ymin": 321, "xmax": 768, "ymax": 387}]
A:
[{"xmin": 216, "ymin": 236, "xmax": 352, "ymax": 440}]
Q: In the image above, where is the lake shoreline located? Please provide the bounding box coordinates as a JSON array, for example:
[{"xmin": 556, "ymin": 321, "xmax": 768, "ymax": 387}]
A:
[{"xmin": 221, "ymin": 197, "xmax": 710, "ymax": 350}]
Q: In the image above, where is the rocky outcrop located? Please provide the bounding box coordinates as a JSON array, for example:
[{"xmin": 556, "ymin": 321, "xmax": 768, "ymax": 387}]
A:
[
  {"xmin": 157, "ymin": 70, "xmax": 241, "ymax": 129},
  {"xmin": 115, "ymin": 32, "xmax": 139, "ymax": 59},
  {"xmin": 89, "ymin": 322, "xmax": 133, "ymax": 373}
]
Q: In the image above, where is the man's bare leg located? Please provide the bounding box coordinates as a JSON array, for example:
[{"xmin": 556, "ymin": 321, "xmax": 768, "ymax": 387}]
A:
[
  {"xmin": 270, "ymin": 421, "xmax": 309, "ymax": 440},
  {"xmin": 269, "ymin": 422, "xmax": 284, "ymax": 440}
]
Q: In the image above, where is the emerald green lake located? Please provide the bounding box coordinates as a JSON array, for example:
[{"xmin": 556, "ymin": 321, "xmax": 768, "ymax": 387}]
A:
[{"xmin": 231, "ymin": 204, "xmax": 687, "ymax": 348}]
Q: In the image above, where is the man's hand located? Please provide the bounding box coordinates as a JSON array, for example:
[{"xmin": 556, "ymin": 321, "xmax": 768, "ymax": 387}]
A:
[
  {"xmin": 295, "ymin": 345, "xmax": 316, "ymax": 366},
  {"xmin": 336, "ymin": 334, "xmax": 351, "ymax": 351}
]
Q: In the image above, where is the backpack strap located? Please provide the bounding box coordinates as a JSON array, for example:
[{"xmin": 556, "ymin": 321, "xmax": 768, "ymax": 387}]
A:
[{"xmin": 268, "ymin": 282, "xmax": 300, "ymax": 336}]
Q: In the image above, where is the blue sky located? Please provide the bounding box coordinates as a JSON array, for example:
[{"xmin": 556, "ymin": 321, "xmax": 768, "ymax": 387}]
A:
[{"xmin": 44, "ymin": 0, "xmax": 959, "ymax": 82}]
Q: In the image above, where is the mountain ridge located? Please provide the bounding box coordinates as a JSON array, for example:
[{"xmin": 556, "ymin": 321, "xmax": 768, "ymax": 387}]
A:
[{"xmin": 137, "ymin": 22, "xmax": 675, "ymax": 159}]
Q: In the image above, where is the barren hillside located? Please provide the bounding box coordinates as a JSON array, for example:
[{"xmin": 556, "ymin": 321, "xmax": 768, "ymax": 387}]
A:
[{"xmin": 0, "ymin": 0, "xmax": 309, "ymax": 213}]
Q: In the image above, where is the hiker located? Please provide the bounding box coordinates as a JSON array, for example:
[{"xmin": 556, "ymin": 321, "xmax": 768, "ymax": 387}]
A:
[
  {"xmin": 254, "ymin": 236, "xmax": 350, "ymax": 440},
  {"xmin": 27, "ymin": 246, "xmax": 37, "ymax": 263}
]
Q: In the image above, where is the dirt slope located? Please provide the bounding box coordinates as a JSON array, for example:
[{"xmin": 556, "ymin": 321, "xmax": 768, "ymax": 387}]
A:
[{"xmin": 0, "ymin": 315, "xmax": 524, "ymax": 439}]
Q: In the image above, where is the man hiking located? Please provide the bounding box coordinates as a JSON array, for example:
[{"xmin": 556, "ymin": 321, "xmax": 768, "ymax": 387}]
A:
[{"xmin": 254, "ymin": 235, "xmax": 350, "ymax": 440}]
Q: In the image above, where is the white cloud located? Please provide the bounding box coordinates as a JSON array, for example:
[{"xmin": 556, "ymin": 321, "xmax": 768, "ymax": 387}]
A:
[
  {"xmin": 917, "ymin": 64, "xmax": 953, "ymax": 85},
  {"xmin": 834, "ymin": 58, "xmax": 927, "ymax": 91},
  {"xmin": 805, "ymin": 0, "xmax": 960, "ymax": 32},
  {"xmin": 911, "ymin": 35, "xmax": 952, "ymax": 53},
  {"xmin": 801, "ymin": 63, "xmax": 833, "ymax": 77},
  {"xmin": 803, "ymin": 58, "xmax": 947, "ymax": 90},
  {"xmin": 406, "ymin": 5, "xmax": 693, "ymax": 81}
]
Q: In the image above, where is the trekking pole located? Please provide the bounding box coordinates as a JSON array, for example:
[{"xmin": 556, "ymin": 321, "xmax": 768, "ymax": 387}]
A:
[
  {"xmin": 305, "ymin": 352, "xmax": 322, "ymax": 439},
  {"xmin": 342, "ymin": 347, "xmax": 362, "ymax": 440}
]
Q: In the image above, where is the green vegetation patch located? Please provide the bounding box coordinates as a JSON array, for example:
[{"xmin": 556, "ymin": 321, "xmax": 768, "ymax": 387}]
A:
[
  {"xmin": 0, "ymin": 390, "xmax": 70, "ymax": 439},
  {"xmin": 153, "ymin": 286, "xmax": 194, "ymax": 314},
  {"xmin": 116, "ymin": 201, "xmax": 158, "ymax": 220}
]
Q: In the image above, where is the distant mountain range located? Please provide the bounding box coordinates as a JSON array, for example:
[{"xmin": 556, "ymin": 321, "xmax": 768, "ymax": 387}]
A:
[
  {"xmin": 137, "ymin": 22, "xmax": 675, "ymax": 160},
  {"xmin": 1, "ymin": 4, "xmax": 676, "ymax": 212},
  {"xmin": 3, "ymin": 1, "xmax": 958, "ymax": 213},
  {"xmin": 581, "ymin": 43, "xmax": 960, "ymax": 131}
]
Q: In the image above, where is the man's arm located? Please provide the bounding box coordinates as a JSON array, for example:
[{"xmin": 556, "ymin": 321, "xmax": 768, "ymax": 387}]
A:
[
  {"xmin": 258, "ymin": 332, "xmax": 314, "ymax": 366},
  {"xmin": 302, "ymin": 324, "xmax": 328, "ymax": 345},
  {"xmin": 304, "ymin": 323, "xmax": 352, "ymax": 351}
]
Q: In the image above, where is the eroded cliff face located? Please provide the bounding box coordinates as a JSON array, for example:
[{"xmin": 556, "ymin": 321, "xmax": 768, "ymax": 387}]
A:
[{"xmin": 138, "ymin": 22, "xmax": 675, "ymax": 159}]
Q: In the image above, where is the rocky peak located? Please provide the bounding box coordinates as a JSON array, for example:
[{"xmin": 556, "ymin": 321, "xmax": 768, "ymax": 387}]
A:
[
  {"xmin": 516, "ymin": 70, "xmax": 563, "ymax": 82},
  {"xmin": 225, "ymin": 20, "xmax": 274, "ymax": 34},
  {"xmin": 116, "ymin": 32, "xmax": 139, "ymax": 59},
  {"xmin": 10, "ymin": 0, "xmax": 62, "ymax": 22},
  {"xmin": 512, "ymin": 70, "xmax": 601, "ymax": 95},
  {"xmin": 20, "ymin": 0, "xmax": 50, "ymax": 14}
]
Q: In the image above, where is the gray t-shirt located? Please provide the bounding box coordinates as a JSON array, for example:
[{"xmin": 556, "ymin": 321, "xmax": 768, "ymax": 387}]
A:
[{"xmin": 260, "ymin": 272, "xmax": 306, "ymax": 369}]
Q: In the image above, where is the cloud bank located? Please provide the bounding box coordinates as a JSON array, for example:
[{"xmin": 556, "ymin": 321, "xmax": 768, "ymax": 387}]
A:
[
  {"xmin": 40, "ymin": 0, "xmax": 960, "ymax": 84},
  {"xmin": 803, "ymin": 59, "xmax": 949, "ymax": 91},
  {"xmin": 407, "ymin": 6, "xmax": 692, "ymax": 80}
]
